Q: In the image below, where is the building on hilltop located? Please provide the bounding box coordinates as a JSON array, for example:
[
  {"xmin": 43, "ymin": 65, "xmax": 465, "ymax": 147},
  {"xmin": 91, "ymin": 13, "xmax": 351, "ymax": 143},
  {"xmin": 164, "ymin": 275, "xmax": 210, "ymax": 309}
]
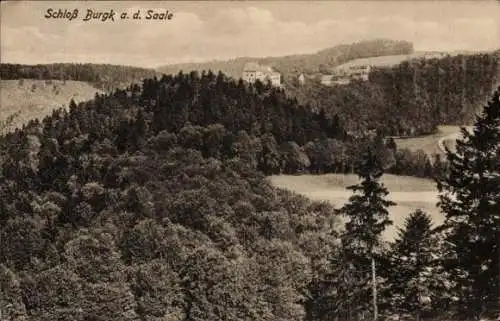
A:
[{"xmin": 242, "ymin": 62, "xmax": 281, "ymax": 86}]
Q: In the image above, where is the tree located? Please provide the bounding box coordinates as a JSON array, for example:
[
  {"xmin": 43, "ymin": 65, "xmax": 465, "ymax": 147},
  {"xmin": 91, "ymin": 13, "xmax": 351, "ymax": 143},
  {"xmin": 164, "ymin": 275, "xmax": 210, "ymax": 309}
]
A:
[
  {"xmin": 0, "ymin": 265, "xmax": 27, "ymax": 321},
  {"xmin": 130, "ymin": 259, "xmax": 184, "ymax": 320},
  {"xmin": 385, "ymin": 137, "xmax": 397, "ymax": 151},
  {"xmin": 258, "ymin": 133, "xmax": 281, "ymax": 175},
  {"xmin": 0, "ymin": 111, "xmax": 20, "ymax": 135},
  {"xmin": 280, "ymin": 141, "xmax": 310, "ymax": 174},
  {"xmin": 69, "ymin": 99, "xmax": 78, "ymax": 113},
  {"xmin": 385, "ymin": 209, "xmax": 451, "ymax": 320},
  {"xmin": 340, "ymin": 147, "xmax": 396, "ymax": 320},
  {"xmin": 436, "ymin": 87, "xmax": 500, "ymax": 319}
]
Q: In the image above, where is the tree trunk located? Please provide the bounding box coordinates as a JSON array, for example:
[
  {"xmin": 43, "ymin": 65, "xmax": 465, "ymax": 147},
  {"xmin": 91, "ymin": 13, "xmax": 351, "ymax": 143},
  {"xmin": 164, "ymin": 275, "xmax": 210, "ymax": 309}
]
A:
[{"xmin": 372, "ymin": 256, "xmax": 378, "ymax": 321}]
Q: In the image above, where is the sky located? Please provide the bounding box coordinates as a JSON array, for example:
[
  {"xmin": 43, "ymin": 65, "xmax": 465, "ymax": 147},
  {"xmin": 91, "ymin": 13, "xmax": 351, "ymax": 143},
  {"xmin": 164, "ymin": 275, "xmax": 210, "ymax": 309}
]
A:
[{"xmin": 1, "ymin": 1, "xmax": 499, "ymax": 68}]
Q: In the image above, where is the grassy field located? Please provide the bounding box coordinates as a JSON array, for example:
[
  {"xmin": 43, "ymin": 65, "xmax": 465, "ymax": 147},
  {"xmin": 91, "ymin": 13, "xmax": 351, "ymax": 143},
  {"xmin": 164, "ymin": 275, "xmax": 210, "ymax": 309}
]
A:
[
  {"xmin": 334, "ymin": 51, "xmax": 451, "ymax": 71},
  {"xmin": 335, "ymin": 50, "xmax": 477, "ymax": 71},
  {"xmin": 0, "ymin": 79, "xmax": 102, "ymax": 132},
  {"xmin": 268, "ymin": 173, "xmax": 444, "ymax": 241}
]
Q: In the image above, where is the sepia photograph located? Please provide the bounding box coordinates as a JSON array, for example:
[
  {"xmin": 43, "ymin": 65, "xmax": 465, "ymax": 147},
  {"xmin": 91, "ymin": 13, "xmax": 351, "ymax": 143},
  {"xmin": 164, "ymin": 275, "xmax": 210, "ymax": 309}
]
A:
[{"xmin": 0, "ymin": 0, "xmax": 499, "ymax": 320}]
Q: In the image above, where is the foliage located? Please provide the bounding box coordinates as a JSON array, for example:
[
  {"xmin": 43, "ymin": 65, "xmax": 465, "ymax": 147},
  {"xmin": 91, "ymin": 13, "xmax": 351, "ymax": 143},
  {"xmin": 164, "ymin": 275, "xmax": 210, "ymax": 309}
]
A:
[
  {"xmin": 0, "ymin": 75, "xmax": 343, "ymax": 320},
  {"xmin": 0, "ymin": 111, "xmax": 20, "ymax": 135},
  {"xmin": 1, "ymin": 62, "xmax": 497, "ymax": 320},
  {"xmin": 318, "ymin": 147, "xmax": 397, "ymax": 320},
  {"xmin": 293, "ymin": 52, "xmax": 498, "ymax": 137},
  {"xmin": 436, "ymin": 87, "xmax": 500, "ymax": 319},
  {"xmin": 382, "ymin": 210, "xmax": 454, "ymax": 320},
  {"xmin": 0, "ymin": 63, "xmax": 157, "ymax": 91},
  {"xmin": 341, "ymin": 147, "xmax": 396, "ymax": 254}
]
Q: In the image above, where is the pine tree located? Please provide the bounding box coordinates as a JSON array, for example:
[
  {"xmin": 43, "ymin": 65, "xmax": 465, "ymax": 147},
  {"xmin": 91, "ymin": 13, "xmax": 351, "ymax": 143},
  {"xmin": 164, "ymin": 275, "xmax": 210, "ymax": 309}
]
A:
[
  {"xmin": 342, "ymin": 147, "xmax": 396, "ymax": 255},
  {"xmin": 69, "ymin": 98, "xmax": 78, "ymax": 112},
  {"xmin": 385, "ymin": 209, "xmax": 452, "ymax": 320},
  {"xmin": 436, "ymin": 87, "xmax": 500, "ymax": 319},
  {"xmin": 340, "ymin": 147, "xmax": 396, "ymax": 320},
  {"xmin": 325, "ymin": 246, "xmax": 374, "ymax": 320}
]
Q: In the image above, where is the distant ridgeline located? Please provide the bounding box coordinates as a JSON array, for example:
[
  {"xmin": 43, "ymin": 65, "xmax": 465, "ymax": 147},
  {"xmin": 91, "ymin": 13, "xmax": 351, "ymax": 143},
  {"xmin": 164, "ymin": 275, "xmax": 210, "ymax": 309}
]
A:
[
  {"xmin": 157, "ymin": 39, "xmax": 414, "ymax": 79},
  {"xmin": 292, "ymin": 51, "xmax": 499, "ymax": 136},
  {"xmin": 0, "ymin": 63, "xmax": 158, "ymax": 91}
]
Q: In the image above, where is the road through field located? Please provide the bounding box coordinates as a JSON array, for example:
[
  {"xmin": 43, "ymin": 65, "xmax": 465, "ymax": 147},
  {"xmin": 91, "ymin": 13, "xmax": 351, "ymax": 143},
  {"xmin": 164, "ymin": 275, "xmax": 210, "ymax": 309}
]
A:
[
  {"xmin": 437, "ymin": 126, "xmax": 474, "ymax": 153},
  {"xmin": 394, "ymin": 125, "xmax": 473, "ymax": 157}
]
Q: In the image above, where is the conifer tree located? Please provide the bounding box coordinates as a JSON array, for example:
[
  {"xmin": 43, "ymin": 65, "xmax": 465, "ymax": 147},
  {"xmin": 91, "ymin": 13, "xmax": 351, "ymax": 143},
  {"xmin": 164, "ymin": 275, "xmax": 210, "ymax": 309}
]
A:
[
  {"xmin": 69, "ymin": 98, "xmax": 78, "ymax": 112},
  {"xmin": 385, "ymin": 209, "xmax": 452, "ymax": 320},
  {"xmin": 436, "ymin": 87, "xmax": 500, "ymax": 319},
  {"xmin": 340, "ymin": 147, "xmax": 396, "ymax": 320}
]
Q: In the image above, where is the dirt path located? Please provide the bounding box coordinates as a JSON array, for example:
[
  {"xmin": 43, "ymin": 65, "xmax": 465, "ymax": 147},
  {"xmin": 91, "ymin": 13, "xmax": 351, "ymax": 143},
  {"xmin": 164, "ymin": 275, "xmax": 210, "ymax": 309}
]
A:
[
  {"xmin": 394, "ymin": 125, "xmax": 473, "ymax": 157},
  {"xmin": 437, "ymin": 126, "xmax": 474, "ymax": 153}
]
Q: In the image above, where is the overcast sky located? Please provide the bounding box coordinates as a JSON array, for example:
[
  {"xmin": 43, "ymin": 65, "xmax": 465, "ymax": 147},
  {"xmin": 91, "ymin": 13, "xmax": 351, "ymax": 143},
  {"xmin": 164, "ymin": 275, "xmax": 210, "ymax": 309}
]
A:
[{"xmin": 1, "ymin": 1, "xmax": 499, "ymax": 68}]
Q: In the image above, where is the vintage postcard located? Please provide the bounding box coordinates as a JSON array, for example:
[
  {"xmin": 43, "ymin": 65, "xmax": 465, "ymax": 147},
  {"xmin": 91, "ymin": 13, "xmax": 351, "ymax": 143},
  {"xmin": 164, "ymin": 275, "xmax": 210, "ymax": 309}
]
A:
[{"xmin": 1, "ymin": 1, "xmax": 499, "ymax": 320}]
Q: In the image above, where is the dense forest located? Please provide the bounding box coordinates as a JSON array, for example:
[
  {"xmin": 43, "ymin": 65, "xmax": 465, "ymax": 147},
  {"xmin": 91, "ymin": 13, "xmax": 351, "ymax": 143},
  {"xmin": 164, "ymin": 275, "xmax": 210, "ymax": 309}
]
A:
[
  {"xmin": 0, "ymin": 63, "xmax": 158, "ymax": 91},
  {"xmin": 0, "ymin": 62, "xmax": 499, "ymax": 320},
  {"xmin": 291, "ymin": 52, "xmax": 499, "ymax": 136},
  {"xmin": 157, "ymin": 39, "xmax": 414, "ymax": 80},
  {"xmin": 141, "ymin": 71, "xmax": 442, "ymax": 178}
]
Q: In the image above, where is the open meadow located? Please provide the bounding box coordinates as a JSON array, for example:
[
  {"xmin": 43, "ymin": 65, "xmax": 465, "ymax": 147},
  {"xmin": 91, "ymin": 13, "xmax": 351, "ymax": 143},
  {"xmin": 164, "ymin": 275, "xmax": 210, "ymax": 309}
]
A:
[
  {"xmin": 269, "ymin": 173, "xmax": 444, "ymax": 241},
  {"xmin": 334, "ymin": 51, "xmax": 447, "ymax": 71}
]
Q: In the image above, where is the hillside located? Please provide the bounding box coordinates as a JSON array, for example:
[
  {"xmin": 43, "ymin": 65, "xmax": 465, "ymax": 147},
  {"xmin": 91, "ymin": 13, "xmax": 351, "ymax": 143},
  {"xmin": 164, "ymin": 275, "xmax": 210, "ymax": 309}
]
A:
[
  {"xmin": 0, "ymin": 71, "xmax": 344, "ymax": 321},
  {"xmin": 0, "ymin": 72, "xmax": 454, "ymax": 180},
  {"xmin": 0, "ymin": 63, "xmax": 159, "ymax": 133},
  {"xmin": 157, "ymin": 39, "xmax": 414, "ymax": 80},
  {"xmin": 290, "ymin": 51, "xmax": 498, "ymax": 138},
  {"xmin": 333, "ymin": 50, "xmax": 490, "ymax": 71},
  {"xmin": 333, "ymin": 51, "xmax": 447, "ymax": 70},
  {"xmin": 0, "ymin": 79, "xmax": 103, "ymax": 133},
  {"xmin": 0, "ymin": 63, "xmax": 158, "ymax": 92}
]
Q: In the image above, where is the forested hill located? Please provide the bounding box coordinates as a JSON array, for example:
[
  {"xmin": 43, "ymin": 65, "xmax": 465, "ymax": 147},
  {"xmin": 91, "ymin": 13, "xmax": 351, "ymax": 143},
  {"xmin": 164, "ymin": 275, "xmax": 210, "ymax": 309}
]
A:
[
  {"xmin": 0, "ymin": 68, "xmax": 344, "ymax": 321},
  {"xmin": 0, "ymin": 63, "xmax": 158, "ymax": 91},
  {"xmin": 291, "ymin": 51, "xmax": 499, "ymax": 135},
  {"xmin": 0, "ymin": 70, "xmax": 477, "ymax": 180},
  {"xmin": 157, "ymin": 39, "xmax": 414, "ymax": 79},
  {"xmin": 1, "ymin": 65, "xmax": 498, "ymax": 320}
]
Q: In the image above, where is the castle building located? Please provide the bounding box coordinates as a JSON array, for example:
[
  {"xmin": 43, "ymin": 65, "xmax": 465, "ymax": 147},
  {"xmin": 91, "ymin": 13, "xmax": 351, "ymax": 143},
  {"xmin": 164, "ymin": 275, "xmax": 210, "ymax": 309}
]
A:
[{"xmin": 242, "ymin": 62, "xmax": 281, "ymax": 86}]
